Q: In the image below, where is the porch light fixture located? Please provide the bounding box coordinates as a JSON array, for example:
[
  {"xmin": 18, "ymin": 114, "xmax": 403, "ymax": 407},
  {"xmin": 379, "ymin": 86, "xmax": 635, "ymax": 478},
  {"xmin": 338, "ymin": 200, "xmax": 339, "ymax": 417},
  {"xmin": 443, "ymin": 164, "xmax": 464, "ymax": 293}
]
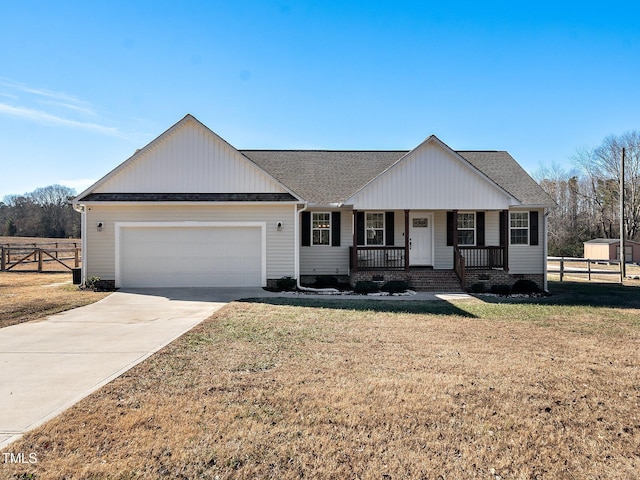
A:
[
  {"xmin": 97, "ymin": 222, "xmax": 104, "ymax": 232},
  {"xmin": 277, "ymin": 221, "xmax": 283, "ymax": 231}
]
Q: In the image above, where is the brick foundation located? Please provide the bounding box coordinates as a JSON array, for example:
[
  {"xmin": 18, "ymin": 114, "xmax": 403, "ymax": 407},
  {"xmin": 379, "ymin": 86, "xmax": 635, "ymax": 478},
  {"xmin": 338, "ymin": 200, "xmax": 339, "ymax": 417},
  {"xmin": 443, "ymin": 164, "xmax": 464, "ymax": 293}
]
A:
[
  {"xmin": 350, "ymin": 269, "xmax": 463, "ymax": 292},
  {"xmin": 92, "ymin": 279, "xmax": 116, "ymax": 291},
  {"xmin": 350, "ymin": 269, "xmax": 545, "ymax": 292},
  {"xmin": 463, "ymin": 271, "xmax": 544, "ymax": 292}
]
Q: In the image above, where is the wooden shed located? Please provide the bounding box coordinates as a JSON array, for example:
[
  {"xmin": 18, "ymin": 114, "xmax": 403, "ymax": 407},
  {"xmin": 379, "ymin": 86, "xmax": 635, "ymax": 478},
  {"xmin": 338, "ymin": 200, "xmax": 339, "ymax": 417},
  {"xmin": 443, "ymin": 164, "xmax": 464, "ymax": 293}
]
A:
[{"xmin": 583, "ymin": 238, "xmax": 640, "ymax": 263}]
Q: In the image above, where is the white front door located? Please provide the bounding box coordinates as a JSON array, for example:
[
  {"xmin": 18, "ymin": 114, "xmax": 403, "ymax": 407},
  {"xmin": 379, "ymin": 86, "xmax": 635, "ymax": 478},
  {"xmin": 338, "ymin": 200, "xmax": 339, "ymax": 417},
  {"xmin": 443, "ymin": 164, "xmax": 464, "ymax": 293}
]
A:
[{"xmin": 409, "ymin": 212, "xmax": 433, "ymax": 266}]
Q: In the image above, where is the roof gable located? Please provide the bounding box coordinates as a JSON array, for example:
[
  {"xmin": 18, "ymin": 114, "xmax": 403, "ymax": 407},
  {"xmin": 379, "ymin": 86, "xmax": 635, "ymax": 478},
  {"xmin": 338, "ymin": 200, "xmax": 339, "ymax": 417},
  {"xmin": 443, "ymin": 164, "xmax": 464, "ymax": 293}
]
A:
[
  {"xmin": 75, "ymin": 115, "xmax": 296, "ymax": 201},
  {"xmin": 344, "ymin": 136, "xmax": 518, "ymax": 210}
]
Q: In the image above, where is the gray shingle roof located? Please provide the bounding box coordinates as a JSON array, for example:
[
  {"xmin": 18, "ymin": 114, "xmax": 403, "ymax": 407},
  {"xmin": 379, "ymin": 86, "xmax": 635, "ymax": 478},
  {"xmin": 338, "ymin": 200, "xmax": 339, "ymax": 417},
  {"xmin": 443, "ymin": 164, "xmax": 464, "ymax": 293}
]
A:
[
  {"xmin": 242, "ymin": 149, "xmax": 554, "ymax": 207},
  {"xmin": 456, "ymin": 151, "xmax": 555, "ymax": 206},
  {"xmin": 241, "ymin": 150, "xmax": 407, "ymax": 205}
]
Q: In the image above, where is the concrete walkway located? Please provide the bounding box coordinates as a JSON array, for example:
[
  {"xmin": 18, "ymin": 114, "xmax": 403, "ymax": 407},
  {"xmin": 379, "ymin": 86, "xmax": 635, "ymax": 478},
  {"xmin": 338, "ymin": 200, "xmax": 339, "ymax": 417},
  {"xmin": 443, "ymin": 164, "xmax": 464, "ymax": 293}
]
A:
[{"xmin": 0, "ymin": 287, "xmax": 470, "ymax": 448}]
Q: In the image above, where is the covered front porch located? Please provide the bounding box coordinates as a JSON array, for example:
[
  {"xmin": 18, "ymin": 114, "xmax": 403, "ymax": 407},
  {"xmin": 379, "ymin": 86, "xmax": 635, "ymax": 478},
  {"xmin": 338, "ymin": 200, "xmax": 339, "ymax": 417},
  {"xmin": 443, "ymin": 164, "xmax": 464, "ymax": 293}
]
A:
[{"xmin": 349, "ymin": 209, "xmax": 509, "ymax": 285}]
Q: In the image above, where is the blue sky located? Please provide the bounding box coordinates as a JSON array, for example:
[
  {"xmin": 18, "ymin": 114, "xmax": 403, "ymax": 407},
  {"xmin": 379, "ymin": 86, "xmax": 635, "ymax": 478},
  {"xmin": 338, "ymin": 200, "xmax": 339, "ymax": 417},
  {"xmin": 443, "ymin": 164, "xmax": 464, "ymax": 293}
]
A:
[{"xmin": 1, "ymin": 1, "xmax": 639, "ymax": 198}]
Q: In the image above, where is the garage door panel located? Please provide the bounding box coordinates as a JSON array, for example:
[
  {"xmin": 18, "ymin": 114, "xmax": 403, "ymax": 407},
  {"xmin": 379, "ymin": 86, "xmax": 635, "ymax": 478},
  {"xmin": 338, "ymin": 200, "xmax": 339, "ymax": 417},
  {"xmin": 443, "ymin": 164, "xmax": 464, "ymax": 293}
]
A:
[{"xmin": 120, "ymin": 226, "xmax": 262, "ymax": 287}]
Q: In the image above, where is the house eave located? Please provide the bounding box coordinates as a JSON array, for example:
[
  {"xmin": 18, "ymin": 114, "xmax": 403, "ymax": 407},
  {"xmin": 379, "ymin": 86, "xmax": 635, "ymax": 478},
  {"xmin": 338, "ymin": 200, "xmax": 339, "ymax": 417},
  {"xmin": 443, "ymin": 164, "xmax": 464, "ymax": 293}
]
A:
[
  {"xmin": 509, "ymin": 203, "xmax": 555, "ymax": 209},
  {"xmin": 72, "ymin": 201, "xmax": 302, "ymax": 207}
]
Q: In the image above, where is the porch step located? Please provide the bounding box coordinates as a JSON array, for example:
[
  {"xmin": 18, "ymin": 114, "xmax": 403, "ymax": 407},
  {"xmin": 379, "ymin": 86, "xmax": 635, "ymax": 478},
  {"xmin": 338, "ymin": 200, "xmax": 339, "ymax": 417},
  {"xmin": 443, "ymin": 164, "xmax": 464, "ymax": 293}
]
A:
[{"xmin": 408, "ymin": 269, "xmax": 464, "ymax": 292}]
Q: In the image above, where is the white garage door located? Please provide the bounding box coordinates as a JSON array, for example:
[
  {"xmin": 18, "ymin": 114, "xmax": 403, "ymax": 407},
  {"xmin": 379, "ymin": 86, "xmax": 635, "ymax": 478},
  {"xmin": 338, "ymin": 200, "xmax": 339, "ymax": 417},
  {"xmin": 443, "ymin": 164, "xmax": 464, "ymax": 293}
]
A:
[{"xmin": 119, "ymin": 226, "xmax": 262, "ymax": 287}]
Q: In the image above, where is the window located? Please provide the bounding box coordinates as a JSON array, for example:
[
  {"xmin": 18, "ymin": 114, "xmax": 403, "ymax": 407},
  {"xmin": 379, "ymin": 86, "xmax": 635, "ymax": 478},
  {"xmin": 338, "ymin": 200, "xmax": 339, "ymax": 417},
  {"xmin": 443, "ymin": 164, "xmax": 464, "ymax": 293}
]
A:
[
  {"xmin": 510, "ymin": 212, "xmax": 529, "ymax": 245},
  {"xmin": 457, "ymin": 212, "xmax": 475, "ymax": 246},
  {"xmin": 366, "ymin": 212, "xmax": 384, "ymax": 245},
  {"xmin": 312, "ymin": 212, "xmax": 331, "ymax": 245}
]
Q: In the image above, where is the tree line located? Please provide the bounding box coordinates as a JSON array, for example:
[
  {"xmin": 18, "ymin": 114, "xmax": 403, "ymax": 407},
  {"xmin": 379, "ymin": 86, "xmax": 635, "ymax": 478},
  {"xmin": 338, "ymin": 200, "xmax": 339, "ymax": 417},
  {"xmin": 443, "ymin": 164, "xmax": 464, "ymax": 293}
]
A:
[
  {"xmin": 535, "ymin": 131, "xmax": 640, "ymax": 257},
  {"xmin": 0, "ymin": 185, "xmax": 80, "ymax": 239}
]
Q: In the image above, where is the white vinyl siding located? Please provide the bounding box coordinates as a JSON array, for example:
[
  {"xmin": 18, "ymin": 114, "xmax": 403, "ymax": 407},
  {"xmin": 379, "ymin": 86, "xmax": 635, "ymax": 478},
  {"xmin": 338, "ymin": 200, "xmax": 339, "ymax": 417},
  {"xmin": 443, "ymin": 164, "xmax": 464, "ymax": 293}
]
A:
[
  {"xmin": 346, "ymin": 140, "xmax": 514, "ymax": 210},
  {"xmin": 509, "ymin": 208, "xmax": 544, "ymax": 274},
  {"xmin": 300, "ymin": 209, "xmax": 351, "ymax": 275},
  {"xmin": 84, "ymin": 204, "xmax": 295, "ymax": 282},
  {"xmin": 434, "ymin": 211, "xmax": 454, "ymax": 269},
  {"xmin": 95, "ymin": 118, "xmax": 288, "ymax": 195},
  {"xmin": 484, "ymin": 211, "xmax": 501, "ymax": 245}
]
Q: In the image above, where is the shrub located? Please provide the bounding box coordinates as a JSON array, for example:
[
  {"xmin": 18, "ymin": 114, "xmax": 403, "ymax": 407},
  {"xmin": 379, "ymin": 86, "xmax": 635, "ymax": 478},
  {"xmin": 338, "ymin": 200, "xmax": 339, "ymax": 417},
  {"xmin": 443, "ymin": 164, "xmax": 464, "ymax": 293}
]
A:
[
  {"xmin": 470, "ymin": 282, "xmax": 486, "ymax": 293},
  {"xmin": 380, "ymin": 280, "xmax": 412, "ymax": 294},
  {"xmin": 490, "ymin": 284, "xmax": 512, "ymax": 296},
  {"xmin": 84, "ymin": 276, "xmax": 101, "ymax": 291},
  {"xmin": 354, "ymin": 281, "xmax": 380, "ymax": 294},
  {"xmin": 511, "ymin": 279, "xmax": 541, "ymax": 294},
  {"xmin": 314, "ymin": 276, "xmax": 339, "ymax": 288},
  {"xmin": 276, "ymin": 276, "xmax": 297, "ymax": 291}
]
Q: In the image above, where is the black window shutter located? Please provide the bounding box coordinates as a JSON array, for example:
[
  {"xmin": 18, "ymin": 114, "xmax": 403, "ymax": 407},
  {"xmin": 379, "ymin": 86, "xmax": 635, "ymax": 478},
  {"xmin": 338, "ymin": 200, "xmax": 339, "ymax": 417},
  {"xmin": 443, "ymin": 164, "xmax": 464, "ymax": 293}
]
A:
[
  {"xmin": 476, "ymin": 212, "xmax": 485, "ymax": 246},
  {"xmin": 530, "ymin": 211, "xmax": 539, "ymax": 246},
  {"xmin": 331, "ymin": 211, "xmax": 341, "ymax": 246},
  {"xmin": 385, "ymin": 211, "xmax": 394, "ymax": 246},
  {"xmin": 301, "ymin": 211, "xmax": 311, "ymax": 246},
  {"xmin": 499, "ymin": 211, "xmax": 506, "ymax": 246},
  {"xmin": 356, "ymin": 212, "xmax": 365, "ymax": 245},
  {"xmin": 446, "ymin": 211, "xmax": 454, "ymax": 246}
]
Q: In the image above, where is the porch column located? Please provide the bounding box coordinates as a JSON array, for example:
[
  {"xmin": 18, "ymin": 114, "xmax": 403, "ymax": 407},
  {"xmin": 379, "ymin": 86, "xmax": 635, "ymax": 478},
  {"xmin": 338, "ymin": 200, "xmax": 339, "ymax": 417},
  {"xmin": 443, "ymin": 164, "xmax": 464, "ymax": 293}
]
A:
[
  {"xmin": 404, "ymin": 209, "xmax": 410, "ymax": 271},
  {"xmin": 502, "ymin": 209, "xmax": 509, "ymax": 271},
  {"xmin": 352, "ymin": 210, "xmax": 359, "ymax": 273}
]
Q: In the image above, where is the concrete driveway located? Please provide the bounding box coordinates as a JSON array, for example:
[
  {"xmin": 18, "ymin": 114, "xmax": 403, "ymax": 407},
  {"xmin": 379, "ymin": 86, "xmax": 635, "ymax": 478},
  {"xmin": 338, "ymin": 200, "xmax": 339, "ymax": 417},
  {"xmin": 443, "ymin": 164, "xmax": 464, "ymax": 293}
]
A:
[{"xmin": 0, "ymin": 287, "xmax": 267, "ymax": 449}]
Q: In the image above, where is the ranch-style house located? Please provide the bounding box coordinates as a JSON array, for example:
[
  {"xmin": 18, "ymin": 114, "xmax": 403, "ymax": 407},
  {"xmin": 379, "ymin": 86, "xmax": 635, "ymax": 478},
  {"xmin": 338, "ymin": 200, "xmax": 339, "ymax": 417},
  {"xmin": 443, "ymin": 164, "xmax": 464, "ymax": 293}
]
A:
[{"xmin": 72, "ymin": 114, "xmax": 555, "ymax": 291}]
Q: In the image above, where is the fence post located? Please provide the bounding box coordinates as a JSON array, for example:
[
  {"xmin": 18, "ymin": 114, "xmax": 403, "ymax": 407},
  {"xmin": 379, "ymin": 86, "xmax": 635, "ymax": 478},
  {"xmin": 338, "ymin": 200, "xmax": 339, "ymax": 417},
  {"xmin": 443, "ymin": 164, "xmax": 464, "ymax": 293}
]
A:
[
  {"xmin": 1, "ymin": 246, "xmax": 4, "ymax": 271},
  {"xmin": 74, "ymin": 247, "xmax": 79, "ymax": 268},
  {"xmin": 559, "ymin": 257, "xmax": 564, "ymax": 282},
  {"xmin": 588, "ymin": 260, "xmax": 591, "ymax": 281},
  {"xmin": 37, "ymin": 248, "xmax": 43, "ymax": 272}
]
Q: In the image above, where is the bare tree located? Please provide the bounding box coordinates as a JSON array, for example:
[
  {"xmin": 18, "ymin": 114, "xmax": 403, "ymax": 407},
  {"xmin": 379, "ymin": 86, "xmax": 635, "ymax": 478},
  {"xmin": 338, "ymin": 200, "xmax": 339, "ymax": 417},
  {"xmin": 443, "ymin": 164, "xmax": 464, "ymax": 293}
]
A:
[
  {"xmin": 1, "ymin": 185, "xmax": 79, "ymax": 238},
  {"xmin": 574, "ymin": 132, "xmax": 640, "ymax": 240}
]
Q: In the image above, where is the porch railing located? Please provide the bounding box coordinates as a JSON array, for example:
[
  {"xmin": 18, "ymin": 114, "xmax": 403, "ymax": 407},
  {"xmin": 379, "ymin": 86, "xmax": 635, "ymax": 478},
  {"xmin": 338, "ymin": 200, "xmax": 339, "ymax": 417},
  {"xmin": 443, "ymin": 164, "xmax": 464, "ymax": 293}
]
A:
[
  {"xmin": 456, "ymin": 246, "xmax": 505, "ymax": 269},
  {"xmin": 454, "ymin": 246, "xmax": 506, "ymax": 284},
  {"xmin": 349, "ymin": 246, "xmax": 406, "ymax": 271}
]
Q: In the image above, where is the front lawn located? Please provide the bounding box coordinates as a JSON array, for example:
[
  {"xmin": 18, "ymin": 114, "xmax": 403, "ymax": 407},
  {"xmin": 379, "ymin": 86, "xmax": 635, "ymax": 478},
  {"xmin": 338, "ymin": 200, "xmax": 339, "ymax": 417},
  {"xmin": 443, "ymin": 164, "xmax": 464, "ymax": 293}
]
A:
[
  {"xmin": 0, "ymin": 272, "xmax": 110, "ymax": 329},
  {"xmin": 3, "ymin": 281, "xmax": 640, "ymax": 479}
]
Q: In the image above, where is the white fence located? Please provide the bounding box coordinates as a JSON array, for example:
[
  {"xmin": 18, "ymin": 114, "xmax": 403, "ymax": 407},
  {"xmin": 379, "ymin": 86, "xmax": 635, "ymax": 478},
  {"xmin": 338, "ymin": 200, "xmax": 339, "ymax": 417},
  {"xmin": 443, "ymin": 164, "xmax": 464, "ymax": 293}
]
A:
[{"xmin": 547, "ymin": 257, "xmax": 625, "ymax": 282}]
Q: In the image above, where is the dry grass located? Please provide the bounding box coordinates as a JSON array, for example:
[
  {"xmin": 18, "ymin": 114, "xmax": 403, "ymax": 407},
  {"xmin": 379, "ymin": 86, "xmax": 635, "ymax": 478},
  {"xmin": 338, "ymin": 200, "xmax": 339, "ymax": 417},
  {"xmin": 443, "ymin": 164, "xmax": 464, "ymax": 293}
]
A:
[
  {"xmin": 0, "ymin": 272, "xmax": 109, "ymax": 328},
  {"xmin": 3, "ymin": 282, "xmax": 640, "ymax": 479}
]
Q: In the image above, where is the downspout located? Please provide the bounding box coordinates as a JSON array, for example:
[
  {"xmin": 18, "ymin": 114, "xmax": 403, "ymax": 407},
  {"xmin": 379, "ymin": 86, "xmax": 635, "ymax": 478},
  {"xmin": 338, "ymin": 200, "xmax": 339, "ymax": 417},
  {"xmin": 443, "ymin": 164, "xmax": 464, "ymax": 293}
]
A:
[
  {"xmin": 295, "ymin": 203, "xmax": 308, "ymax": 289},
  {"xmin": 72, "ymin": 203, "xmax": 87, "ymax": 286}
]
